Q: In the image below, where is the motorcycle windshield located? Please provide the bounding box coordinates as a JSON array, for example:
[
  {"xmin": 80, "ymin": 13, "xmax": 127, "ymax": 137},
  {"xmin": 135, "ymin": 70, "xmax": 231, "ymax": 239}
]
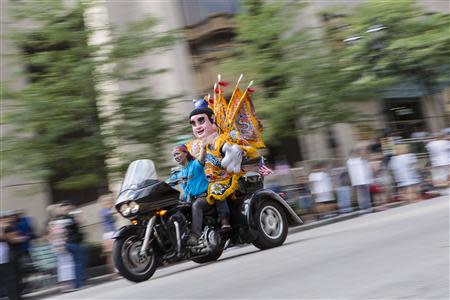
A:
[{"xmin": 120, "ymin": 159, "xmax": 158, "ymax": 192}]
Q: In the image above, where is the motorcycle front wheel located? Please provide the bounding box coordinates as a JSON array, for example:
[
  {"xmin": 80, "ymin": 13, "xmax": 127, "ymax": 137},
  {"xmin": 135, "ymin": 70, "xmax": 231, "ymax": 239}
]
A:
[{"xmin": 113, "ymin": 235, "xmax": 158, "ymax": 282}]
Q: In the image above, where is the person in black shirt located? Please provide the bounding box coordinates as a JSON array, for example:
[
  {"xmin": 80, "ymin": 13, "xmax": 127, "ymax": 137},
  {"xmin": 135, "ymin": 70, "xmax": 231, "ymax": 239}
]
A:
[
  {"xmin": 59, "ymin": 201, "xmax": 86, "ymax": 290},
  {"xmin": 1, "ymin": 211, "xmax": 25, "ymax": 300}
]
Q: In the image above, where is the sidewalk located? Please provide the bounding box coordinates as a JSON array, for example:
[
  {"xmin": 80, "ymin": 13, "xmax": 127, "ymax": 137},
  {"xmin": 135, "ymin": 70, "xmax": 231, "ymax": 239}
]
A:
[{"xmin": 23, "ymin": 199, "xmax": 413, "ymax": 300}]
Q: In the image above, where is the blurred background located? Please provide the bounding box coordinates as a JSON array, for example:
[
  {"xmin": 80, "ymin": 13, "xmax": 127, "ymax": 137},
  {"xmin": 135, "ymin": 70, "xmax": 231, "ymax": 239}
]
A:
[{"xmin": 0, "ymin": 0, "xmax": 449, "ymax": 296}]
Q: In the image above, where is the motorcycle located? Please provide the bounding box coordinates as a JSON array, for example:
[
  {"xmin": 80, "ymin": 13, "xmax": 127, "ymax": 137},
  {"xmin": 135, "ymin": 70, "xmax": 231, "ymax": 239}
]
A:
[{"xmin": 112, "ymin": 159, "xmax": 303, "ymax": 282}]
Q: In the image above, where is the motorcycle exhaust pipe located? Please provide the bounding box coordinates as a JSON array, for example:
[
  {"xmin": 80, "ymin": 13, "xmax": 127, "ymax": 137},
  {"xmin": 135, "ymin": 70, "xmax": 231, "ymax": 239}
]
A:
[
  {"xmin": 173, "ymin": 221, "xmax": 182, "ymax": 256},
  {"xmin": 140, "ymin": 216, "xmax": 156, "ymax": 255}
]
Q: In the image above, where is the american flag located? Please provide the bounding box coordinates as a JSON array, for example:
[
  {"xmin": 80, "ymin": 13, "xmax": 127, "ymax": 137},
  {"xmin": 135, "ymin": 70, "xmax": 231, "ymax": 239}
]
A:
[{"xmin": 258, "ymin": 157, "xmax": 273, "ymax": 176}]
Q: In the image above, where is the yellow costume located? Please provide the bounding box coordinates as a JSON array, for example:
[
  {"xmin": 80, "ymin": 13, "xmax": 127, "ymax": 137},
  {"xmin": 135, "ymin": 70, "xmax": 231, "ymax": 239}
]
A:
[{"xmin": 187, "ymin": 75, "xmax": 265, "ymax": 204}]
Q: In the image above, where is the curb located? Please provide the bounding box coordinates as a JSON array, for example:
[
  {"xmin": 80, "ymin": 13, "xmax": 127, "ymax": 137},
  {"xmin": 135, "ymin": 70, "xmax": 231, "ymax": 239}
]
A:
[{"xmin": 23, "ymin": 274, "xmax": 114, "ymax": 300}]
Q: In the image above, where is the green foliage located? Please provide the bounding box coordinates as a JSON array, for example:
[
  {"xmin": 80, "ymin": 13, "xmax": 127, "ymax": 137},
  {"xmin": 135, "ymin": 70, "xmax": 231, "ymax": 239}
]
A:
[
  {"xmin": 223, "ymin": 0, "xmax": 449, "ymax": 144},
  {"xmin": 3, "ymin": 0, "xmax": 179, "ymax": 196},
  {"xmin": 4, "ymin": 1, "xmax": 109, "ymax": 193},
  {"xmin": 338, "ymin": 0, "xmax": 450, "ymax": 90},
  {"xmin": 222, "ymin": 0, "xmax": 367, "ymax": 144}
]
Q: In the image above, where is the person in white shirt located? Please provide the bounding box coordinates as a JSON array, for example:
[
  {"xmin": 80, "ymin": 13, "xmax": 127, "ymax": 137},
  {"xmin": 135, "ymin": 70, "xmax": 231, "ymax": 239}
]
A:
[
  {"xmin": 309, "ymin": 162, "xmax": 335, "ymax": 219},
  {"xmin": 426, "ymin": 133, "xmax": 450, "ymax": 188},
  {"xmin": 331, "ymin": 162, "xmax": 353, "ymax": 214},
  {"xmin": 347, "ymin": 148, "xmax": 373, "ymax": 214},
  {"xmin": 389, "ymin": 144, "xmax": 421, "ymax": 202}
]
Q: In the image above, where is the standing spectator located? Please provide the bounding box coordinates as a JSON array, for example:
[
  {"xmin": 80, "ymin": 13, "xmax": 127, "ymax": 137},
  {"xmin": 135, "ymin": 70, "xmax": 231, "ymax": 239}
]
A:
[
  {"xmin": 292, "ymin": 168, "xmax": 314, "ymax": 214},
  {"xmin": 1, "ymin": 211, "xmax": 24, "ymax": 300},
  {"xmin": 7, "ymin": 211, "xmax": 30, "ymax": 296},
  {"xmin": 331, "ymin": 162, "xmax": 353, "ymax": 214},
  {"xmin": 369, "ymin": 152, "xmax": 392, "ymax": 208},
  {"xmin": 389, "ymin": 144, "xmax": 421, "ymax": 202},
  {"xmin": 426, "ymin": 133, "xmax": 450, "ymax": 189},
  {"xmin": 380, "ymin": 130, "xmax": 396, "ymax": 166},
  {"xmin": 47, "ymin": 205, "xmax": 75, "ymax": 292},
  {"xmin": 98, "ymin": 193, "xmax": 120, "ymax": 279},
  {"xmin": 12, "ymin": 210, "xmax": 36, "ymax": 294},
  {"xmin": 308, "ymin": 162, "xmax": 336, "ymax": 219},
  {"xmin": 347, "ymin": 148, "xmax": 373, "ymax": 214},
  {"xmin": 59, "ymin": 201, "xmax": 86, "ymax": 290},
  {"xmin": 15, "ymin": 211, "xmax": 35, "ymax": 258}
]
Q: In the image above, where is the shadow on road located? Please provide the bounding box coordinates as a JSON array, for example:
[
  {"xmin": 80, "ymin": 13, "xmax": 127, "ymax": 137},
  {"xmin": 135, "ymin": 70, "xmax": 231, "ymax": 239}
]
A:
[{"xmin": 152, "ymin": 247, "xmax": 261, "ymax": 281}]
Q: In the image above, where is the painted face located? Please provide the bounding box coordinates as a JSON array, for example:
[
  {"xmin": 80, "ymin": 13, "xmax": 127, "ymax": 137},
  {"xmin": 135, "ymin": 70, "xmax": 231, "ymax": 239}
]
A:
[
  {"xmin": 190, "ymin": 113, "xmax": 216, "ymax": 140},
  {"xmin": 173, "ymin": 150, "xmax": 187, "ymax": 165}
]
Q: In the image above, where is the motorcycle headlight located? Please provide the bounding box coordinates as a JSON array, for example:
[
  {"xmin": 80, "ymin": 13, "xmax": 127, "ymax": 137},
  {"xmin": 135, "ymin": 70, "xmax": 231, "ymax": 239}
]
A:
[
  {"xmin": 119, "ymin": 203, "xmax": 131, "ymax": 217},
  {"xmin": 129, "ymin": 201, "xmax": 139, "ymax": 213}
]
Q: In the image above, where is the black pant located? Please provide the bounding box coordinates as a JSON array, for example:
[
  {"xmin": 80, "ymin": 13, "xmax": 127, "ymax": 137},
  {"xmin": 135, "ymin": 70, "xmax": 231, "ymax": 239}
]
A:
[
  {"xmin": 191, "ymin": 197, "xmax": 209, "ymax": 236},
  {"xmin": 191, "ymin": 197, "xmax": 231, "ymax": 235},
  {"xmin": 0, "ymin": 263, "xmax": 20, "ymax": 300}
]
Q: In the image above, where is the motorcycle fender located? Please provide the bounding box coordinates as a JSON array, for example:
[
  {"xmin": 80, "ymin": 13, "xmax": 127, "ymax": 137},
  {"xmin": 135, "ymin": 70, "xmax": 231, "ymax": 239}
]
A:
[
  {"xmin": 112, "ymin": 225, "xmax": 142, "ymax": 239},
  {"xmin": 245, "ymin": 189, "xmax": 304, "ymax": 229}
]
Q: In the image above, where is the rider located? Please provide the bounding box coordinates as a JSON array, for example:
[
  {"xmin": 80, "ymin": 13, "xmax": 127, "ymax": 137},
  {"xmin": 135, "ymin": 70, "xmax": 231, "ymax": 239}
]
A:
[{"xmin": 172, "ymin": 144, "xmax": 230, "ymax": 246}]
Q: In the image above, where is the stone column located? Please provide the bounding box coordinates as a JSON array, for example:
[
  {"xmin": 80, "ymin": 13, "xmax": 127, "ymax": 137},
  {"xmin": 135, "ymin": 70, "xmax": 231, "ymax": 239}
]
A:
[{"xmin": 83, "ymin": 0, "xmax": 123, "ymax": 193}]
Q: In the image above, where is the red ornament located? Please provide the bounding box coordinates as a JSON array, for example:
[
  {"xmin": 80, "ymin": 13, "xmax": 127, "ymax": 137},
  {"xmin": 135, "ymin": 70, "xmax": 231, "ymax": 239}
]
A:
[
  {"xmin": 214, "ymin": 88, "xmax": 223, "ymax": 94},
  {"xmin": 248, "ymin": 87, "xmax": 255, "ymax": 93},
  {"xmin": 218, "ymin": 81, "xmax": 229, "ymax": 87}
]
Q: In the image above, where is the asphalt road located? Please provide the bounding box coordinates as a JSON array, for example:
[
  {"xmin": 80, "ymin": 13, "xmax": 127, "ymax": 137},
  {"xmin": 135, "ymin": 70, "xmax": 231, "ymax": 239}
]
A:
[{"xmin": 48, "ymin": 196, "xmax": 449, "ymax": 299}]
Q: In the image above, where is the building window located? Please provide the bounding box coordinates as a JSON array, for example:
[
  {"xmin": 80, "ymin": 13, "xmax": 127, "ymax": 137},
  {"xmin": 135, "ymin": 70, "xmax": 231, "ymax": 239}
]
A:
[
  {"xmin": 179, "ymin": 0, "xmax": 239, "ymax": 26},
  {"xmin": 384, "ymin": 98, "xmax": 426, "ymax": 139}
]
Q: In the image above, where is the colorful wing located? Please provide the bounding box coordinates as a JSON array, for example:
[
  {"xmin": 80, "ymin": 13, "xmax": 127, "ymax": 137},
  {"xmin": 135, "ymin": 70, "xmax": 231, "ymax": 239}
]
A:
[
  {"xmin": 212, "ymin": 84, "xmax": 228, "ymax": 133},
  {"xmin": 226, "ymin": 83, "xmax": 265, "ymax": 149}
]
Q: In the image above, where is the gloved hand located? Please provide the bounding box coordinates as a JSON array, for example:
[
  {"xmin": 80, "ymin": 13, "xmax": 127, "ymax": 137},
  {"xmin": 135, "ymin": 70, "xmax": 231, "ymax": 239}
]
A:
[{"xmin": 221, "ymin": 143, "xmax": 243, "ymax": 174}]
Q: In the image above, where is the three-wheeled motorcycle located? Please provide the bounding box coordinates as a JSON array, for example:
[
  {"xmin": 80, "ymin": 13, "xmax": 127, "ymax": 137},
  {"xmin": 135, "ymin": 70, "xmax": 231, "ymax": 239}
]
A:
[{"xmin": 112, "ymin": 159, "xmax": 303, "ymax": 282}]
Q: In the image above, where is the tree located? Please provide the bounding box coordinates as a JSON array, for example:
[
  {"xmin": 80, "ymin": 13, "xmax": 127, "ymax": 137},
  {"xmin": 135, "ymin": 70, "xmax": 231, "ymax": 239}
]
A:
[
  {"xmin": 3, "ymin": 0, "xmax": 177, "ymax": 202},
  {"xmin": 335, "ymin": 0, "xmax": 450, "ymax": 104},
  {"xmin": 222, "ymin": 0, "xmax": 450, "ymax": 145},
  {"xmin": 221, "ymin": 0, "xmax": 377, "ymax": 146}
]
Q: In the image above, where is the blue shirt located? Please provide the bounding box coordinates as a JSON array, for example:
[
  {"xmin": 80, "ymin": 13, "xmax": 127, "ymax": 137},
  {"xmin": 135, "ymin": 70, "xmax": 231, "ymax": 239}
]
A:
[{"xmin": 180, "ymin": 159, "xmax": 209, "ymax": 201}]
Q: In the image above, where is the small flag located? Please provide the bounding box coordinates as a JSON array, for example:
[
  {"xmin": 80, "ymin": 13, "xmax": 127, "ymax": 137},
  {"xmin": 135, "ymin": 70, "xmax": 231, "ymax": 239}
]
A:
[{"xmin": 258, "ymin": 157, "xmax": 273, "ymax": 176}]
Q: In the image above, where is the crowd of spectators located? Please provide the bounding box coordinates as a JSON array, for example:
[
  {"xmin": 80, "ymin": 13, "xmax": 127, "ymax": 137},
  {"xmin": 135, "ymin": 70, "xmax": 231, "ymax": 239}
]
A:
[
  {"xmin": 266, "ymin": 131, "xmax": 449, "ymax": 220},
  {"xmin": 0, "ymin": 193, "xmax": 119, "ymax": 299}
]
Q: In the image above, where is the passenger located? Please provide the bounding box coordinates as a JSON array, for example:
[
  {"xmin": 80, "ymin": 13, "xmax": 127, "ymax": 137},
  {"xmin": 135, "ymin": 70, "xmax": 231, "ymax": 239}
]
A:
[{"xmin": 172, "ymin": 144, "xmax": 230, "ymax": 246}]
